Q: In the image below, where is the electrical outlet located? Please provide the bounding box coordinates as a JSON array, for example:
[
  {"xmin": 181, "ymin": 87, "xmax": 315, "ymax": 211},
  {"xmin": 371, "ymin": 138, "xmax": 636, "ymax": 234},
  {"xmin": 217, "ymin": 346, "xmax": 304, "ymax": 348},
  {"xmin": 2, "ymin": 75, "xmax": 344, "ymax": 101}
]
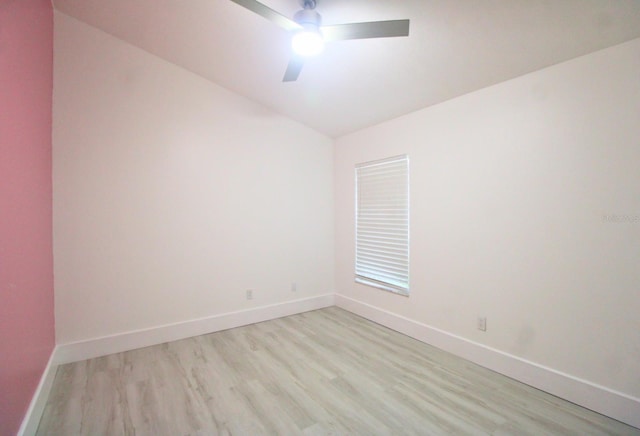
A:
[
  {"xmin": 477, "ymin": 316, "xmax": 487, "ymax": 332},
  {"xmin": 246, "ymin": 289, "xmax": 253, "ymax": 300},
  {"xmin": 291, "ymin": 282, "xmax": 297, "ymax": 292}
]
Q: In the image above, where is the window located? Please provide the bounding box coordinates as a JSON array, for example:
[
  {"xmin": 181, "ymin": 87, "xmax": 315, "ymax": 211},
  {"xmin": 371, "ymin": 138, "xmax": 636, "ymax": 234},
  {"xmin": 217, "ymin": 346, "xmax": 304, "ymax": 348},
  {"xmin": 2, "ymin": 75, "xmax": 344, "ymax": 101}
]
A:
[{"xmin": 355, "ymin": 155, "xmax": 409, "ymax": 295}]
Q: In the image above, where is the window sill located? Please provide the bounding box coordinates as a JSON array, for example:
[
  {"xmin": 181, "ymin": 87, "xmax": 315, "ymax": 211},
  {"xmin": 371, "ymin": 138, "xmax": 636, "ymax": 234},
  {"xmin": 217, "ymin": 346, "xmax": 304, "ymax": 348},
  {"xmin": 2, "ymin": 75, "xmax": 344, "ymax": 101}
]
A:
[{"xmin": 355, "ymin": 277, "xmax": 409, "ymax": 297}]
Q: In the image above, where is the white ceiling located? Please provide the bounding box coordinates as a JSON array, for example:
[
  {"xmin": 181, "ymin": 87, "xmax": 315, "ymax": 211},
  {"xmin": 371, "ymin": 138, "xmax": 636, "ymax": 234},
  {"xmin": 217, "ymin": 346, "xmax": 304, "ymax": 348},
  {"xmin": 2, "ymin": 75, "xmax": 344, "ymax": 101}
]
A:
[{"xmin": 53, "ymin": 0, "xmax": 640, "ymax": 138}]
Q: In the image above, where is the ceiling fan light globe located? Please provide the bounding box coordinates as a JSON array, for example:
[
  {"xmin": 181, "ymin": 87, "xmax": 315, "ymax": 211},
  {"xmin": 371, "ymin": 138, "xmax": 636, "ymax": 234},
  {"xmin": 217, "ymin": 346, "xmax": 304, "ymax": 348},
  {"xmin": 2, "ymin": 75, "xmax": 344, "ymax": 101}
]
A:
[{"xmin": 292, "ymin": 30, "xmax": 325, "ymax": 57}]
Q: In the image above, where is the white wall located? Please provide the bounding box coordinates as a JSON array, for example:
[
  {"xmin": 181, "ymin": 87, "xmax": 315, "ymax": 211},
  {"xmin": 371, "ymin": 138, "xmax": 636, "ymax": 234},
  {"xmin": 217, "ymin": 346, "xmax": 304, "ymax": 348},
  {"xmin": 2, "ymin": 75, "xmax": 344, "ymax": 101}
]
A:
[
  {"xmin": 335, "ymin": 38, "xmax": 640, "ymax": 401},
  {"xmin": 53, "ymin": 9, "xmax": 639, "ymax": 424},
  {"xmin": 53, "ymin": 13, "xmax": 334, "ymax": 344}
]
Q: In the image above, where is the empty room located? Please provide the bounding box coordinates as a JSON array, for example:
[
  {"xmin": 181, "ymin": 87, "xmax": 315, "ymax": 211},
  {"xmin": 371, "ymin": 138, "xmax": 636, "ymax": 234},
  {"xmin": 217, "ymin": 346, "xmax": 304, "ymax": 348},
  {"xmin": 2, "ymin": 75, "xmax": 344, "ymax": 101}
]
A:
[{"xmin": 1, "ymin": 0, "xmax": 639, "ymax": 434}]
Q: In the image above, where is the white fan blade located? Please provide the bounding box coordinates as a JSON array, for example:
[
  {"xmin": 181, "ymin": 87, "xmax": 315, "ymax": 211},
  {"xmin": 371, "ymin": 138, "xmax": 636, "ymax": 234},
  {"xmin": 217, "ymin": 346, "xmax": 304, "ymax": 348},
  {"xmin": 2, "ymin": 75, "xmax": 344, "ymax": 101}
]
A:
[
  {"xmin": 283, "ymin": 56, "xmax": 305, "ymax": 82},
  {"xmin": 229, "ymin": 0, "xmax": 302, "ymax": 31},
  {"xmin": 322, "ymin": 19, "xmax": 410, "ymax": 42}
]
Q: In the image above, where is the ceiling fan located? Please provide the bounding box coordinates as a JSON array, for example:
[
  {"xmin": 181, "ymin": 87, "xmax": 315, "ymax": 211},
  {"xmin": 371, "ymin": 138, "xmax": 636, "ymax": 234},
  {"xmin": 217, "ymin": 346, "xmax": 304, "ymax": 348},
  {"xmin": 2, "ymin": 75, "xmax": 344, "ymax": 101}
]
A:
[{"xmin": 229, "ymin": 0, "xmax": 410, "ymax": 82}]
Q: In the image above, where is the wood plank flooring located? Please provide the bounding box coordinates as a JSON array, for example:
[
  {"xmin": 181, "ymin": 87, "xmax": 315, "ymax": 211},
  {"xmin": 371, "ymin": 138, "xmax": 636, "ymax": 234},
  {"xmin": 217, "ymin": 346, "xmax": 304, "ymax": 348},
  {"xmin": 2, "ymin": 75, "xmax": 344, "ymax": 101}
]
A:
[{"xmin": 37, "ymin": 307, "xmax": 639, "ymax": 435}]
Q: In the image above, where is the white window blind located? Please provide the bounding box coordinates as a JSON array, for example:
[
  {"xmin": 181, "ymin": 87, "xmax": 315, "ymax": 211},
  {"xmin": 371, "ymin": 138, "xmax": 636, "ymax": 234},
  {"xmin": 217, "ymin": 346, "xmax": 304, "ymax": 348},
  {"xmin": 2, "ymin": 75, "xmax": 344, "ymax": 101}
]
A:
[{"xmin": 355, "ymin": 155, "xmax": 409, "ymax": 295}]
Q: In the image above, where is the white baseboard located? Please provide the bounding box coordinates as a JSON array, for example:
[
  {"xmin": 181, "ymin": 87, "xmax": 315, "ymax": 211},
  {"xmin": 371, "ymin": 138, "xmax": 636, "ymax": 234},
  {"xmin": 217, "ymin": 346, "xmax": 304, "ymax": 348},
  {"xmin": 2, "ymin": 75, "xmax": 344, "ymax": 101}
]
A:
[
  {"xmin": 54, "ymin": 294, "xmax": 335, "ymax": 364},
  {"xmin": 18, "ymin": 350, "xmax": 58, "ymax": 436},
  {"xmin": 335, "ymin": 293, "xmax": 640, "ymax": 429}
]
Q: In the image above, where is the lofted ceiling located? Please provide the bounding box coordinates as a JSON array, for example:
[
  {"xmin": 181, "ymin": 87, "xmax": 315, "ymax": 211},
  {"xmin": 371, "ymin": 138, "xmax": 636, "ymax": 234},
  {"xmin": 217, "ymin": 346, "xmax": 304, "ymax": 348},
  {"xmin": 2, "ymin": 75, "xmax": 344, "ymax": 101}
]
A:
[{"xmin": 53, "ymin": 0, "xmax": 640, "ymax": 138}]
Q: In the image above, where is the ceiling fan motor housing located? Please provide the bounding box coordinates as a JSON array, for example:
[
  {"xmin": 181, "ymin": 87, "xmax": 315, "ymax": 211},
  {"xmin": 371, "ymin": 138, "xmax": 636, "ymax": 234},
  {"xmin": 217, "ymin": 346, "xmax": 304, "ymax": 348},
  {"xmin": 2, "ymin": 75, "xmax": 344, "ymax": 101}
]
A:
[
  {"xmin": 291, "ymin": 7, "xmax": 324, "ymax": 57},
  {"xmin": 294, "ymin": 8, "xmax": 322, "ymax": 29},
  {"xmin": 300, "ymin": 0, "xmax": 317, "ymax": 10}
]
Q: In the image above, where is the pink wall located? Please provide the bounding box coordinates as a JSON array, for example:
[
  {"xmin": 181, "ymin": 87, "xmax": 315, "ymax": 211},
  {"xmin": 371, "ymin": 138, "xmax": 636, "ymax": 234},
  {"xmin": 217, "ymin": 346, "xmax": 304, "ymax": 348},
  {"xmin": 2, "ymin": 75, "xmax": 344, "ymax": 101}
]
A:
[{"xmin": 0, "ymin": 0, "xmax": 55, "ymax": 434}]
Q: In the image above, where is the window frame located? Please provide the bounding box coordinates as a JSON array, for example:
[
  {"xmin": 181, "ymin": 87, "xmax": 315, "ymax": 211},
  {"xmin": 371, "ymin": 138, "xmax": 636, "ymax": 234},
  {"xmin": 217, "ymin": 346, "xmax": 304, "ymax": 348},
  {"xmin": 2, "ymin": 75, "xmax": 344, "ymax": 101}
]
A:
[{"xmin": 354, "ymin": 155, "xmax": 410, "ymax": 296}]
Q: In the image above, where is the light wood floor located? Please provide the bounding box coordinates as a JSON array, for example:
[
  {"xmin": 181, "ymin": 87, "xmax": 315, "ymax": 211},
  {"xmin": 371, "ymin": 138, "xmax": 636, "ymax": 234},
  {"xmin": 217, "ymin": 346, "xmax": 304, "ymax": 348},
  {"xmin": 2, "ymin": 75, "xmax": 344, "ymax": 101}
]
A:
[{"xmin": 38, "ymin": 307, "xmax": 639, "ymax": 435}]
